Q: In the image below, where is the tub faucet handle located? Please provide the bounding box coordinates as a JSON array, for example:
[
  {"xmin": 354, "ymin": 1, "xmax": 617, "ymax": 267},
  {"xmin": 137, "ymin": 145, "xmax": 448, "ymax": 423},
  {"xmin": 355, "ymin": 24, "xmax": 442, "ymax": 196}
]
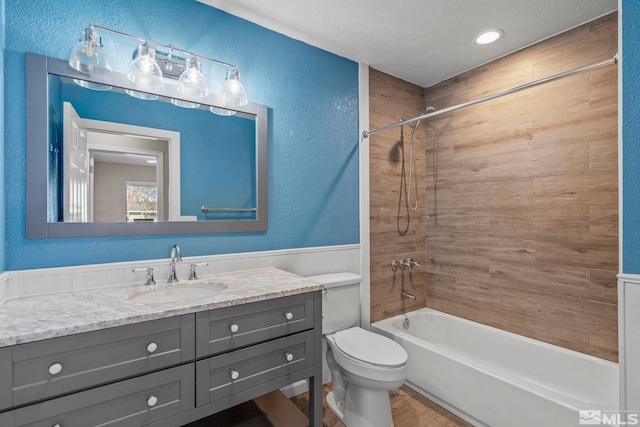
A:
[{"xmin": 405, "ymin": 258, "xmax": 422, "ymax": 272}]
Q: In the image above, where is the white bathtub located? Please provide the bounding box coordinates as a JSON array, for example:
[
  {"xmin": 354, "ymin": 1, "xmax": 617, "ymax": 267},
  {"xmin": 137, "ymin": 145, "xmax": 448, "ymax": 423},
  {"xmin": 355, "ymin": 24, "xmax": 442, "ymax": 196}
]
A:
[{"xmin": 371, "ymin": 308, "xmax": 618, "ymax": 427}]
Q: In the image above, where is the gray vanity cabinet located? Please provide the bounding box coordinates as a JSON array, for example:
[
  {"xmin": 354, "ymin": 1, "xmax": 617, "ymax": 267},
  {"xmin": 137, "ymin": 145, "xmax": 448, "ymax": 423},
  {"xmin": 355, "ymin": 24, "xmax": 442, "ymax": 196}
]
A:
[
  {"xmin": 4, "ymin": 315, "xmax": 195, "ymax": 408},
  {"xmin": 0, "ymin": 290, "xmax": 323, "ymax": 427},
  {"xmin": 12, "ymin": 364, "xmax": 194, "ymax": 427},
  {"xmin": 195, "ymin": 291, "xmax": 314, "ymax": 357},
  {"xmin": 196, "ymin": 330, "xmax": 315, "ymax": 407}
]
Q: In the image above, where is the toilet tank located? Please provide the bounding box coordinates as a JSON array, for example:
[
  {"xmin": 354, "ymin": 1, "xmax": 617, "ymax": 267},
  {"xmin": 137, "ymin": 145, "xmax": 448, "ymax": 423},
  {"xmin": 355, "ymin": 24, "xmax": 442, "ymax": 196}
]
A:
[{"xmin": 306, "ymin": 272, "xmax": 361, "ymax": 334}]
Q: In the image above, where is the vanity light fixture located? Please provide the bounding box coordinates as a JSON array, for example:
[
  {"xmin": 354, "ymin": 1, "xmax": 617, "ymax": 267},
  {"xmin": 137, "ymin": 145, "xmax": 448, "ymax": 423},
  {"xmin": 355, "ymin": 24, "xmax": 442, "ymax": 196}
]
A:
[
  {"xmin": 171, "ymin": 56, "xmax": 209, "ymax": 109},
  {"xmin": 128, "ymin": 42, "xmax": 164, "ymax": 90},
  {"xmin": 475, "ymin": 29, "xmax": 504, "ymax": 45},
  {"xmin": 221, "ymin": 68, "xmax": 248, "ymax": 108},
  {"xmin": 68, "ymin": 24, "xmax": 249, "ymax": 111},
  {"xmin": 68, "ymin": 27, "xmax": 113, "ymax": 91}
]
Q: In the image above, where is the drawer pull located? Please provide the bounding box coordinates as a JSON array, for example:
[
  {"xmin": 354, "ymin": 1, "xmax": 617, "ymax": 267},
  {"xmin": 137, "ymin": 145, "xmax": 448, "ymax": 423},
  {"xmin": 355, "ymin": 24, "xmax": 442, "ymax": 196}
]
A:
[
  {"xmin": 48, "ymin": 362, "xmax": 63, "ymax": 375},
  {"xmin": 230, "ymin": 370, "xmax": 240, "ymax": 380},
  {"xmin": 230, "ymin": 323, "xmax": 239, "ymax": 333},
  {"xmin": 146, "ymin": 342, "xmax": 158, "ymax": 353},
  {"xmin": 285, "ymin": 311, "xmax": 294, "ymax": 321},
  {"xmin": 285, "ymin": 352, "xmax": 294, "ymax": 362},
  {"xmin": 147, "ymin": 395, "xmax": 158, "ymax": 407},
  {"xmin": 52, "ymin": 424, "xmax": 61, "ymax": 427}
]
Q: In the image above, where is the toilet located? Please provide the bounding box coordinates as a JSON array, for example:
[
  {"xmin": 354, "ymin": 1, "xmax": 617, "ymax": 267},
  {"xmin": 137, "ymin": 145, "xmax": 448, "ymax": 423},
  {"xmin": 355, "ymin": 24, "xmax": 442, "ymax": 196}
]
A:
[{"xmin": 307, "ymin": 273, "xmax": 408, "ymax": 427}]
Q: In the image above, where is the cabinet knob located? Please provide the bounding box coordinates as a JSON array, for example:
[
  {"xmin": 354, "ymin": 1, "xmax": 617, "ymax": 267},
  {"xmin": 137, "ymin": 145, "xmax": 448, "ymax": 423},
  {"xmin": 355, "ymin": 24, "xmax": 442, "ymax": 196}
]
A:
[
  {"xmin": 146, "ymin": 342, "xmax": 158, "ymax": 353},
  {"xmin": 52, "ymin": 424, "xmax": 61, "ymax": 427},
  {"xmin": 284, "ymin": 312, "xmax": 294, "ymax": 321},
  {"xmin": 147, "ymin": 395, "xmax": 158, "ymax": 407},
  {"xmin": 230, "ymin": 323, "xmax": 239, "ymax": 333},
  {"xmin": 230, "ymin": 370, "xmax": 240, "ymax": 380},
  {"xmin": 285, "ymin": 353, "xmax": 294, "ymax": 362},
  {"xmin": 48, "ymin": 362, "xmax": 63, "ymax": 375}
]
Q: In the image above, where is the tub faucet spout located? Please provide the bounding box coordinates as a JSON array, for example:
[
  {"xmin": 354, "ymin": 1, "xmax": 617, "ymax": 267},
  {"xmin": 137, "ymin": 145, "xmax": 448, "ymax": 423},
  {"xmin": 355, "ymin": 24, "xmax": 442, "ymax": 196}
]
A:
[
  {"xmin": 168, "ymin": 244, "xmax": 182, "ymax": 283},
  {"xmin": 401, "ymin": 290, "xmax": 416, "ymax": 301}
]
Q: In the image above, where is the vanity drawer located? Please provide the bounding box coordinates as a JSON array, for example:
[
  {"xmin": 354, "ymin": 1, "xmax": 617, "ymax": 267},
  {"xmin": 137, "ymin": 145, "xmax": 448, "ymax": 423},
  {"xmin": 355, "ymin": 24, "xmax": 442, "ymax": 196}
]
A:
[
  {"xmin": 8, "ymin": 314, "xmax": 195, "ymax": 407},
  {"xmin": 196, "ymin": 330, "xmax": 315, "ymax": 407},
  {"xmin": 196, "ymin": 292, "xmax": 315, "ymax": 357},
  {"xmin": 9, "ymin": 364, "xmax": 194, "ymax": 427}
]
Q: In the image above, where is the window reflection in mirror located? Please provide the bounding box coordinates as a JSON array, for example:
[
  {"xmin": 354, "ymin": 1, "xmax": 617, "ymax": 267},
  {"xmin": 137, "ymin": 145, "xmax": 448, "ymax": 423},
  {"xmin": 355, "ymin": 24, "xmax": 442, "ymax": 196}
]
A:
[{"xmin": 47, "ymin": 74, "xmax": 257, "ymax": 223}]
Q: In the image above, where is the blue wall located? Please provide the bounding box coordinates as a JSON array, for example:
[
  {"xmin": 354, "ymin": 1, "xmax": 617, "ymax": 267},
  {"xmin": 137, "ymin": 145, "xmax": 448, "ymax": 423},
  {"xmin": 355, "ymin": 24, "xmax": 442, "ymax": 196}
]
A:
[
  {"xmin": 623, "ymin": 1, "xmax": 640, "ymax": 273},
  {"xmin": 0, "ymin": 0, "xmax": 5, "ymax": 271},
  {"xmin": 4, "ymin": 0, "xmax": 359, "ymax": 270}
]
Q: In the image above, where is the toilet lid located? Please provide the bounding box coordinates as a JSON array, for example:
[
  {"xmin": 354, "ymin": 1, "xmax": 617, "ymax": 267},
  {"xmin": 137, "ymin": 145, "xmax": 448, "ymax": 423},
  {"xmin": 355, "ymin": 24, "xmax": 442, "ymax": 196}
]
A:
[{"xmin": 334, "ymin": 327, "xmax": 407, "ymax": 367}]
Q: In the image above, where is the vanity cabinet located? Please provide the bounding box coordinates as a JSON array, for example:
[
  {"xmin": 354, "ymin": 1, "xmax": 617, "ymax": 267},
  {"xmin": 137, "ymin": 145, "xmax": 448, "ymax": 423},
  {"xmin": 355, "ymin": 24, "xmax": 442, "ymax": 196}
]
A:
[
  {"xmin": 2, "ymin": 316, "xmax": 195, "ymax": 408},
  {"xmin": 11, "ymin": 365, "xmax": 194, "ymax": 427},
  {"xmin": 0, "ymin": 291, "xmax": 322, "ymax": 427}
]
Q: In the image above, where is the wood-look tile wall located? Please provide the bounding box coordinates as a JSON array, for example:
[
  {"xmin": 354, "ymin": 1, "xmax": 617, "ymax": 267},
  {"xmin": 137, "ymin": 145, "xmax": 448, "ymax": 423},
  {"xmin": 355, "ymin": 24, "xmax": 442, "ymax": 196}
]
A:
[
  {"xmin": 369, "ymin": 69, "xmax": 428, "ymax": 320},
  {"xmin": 369, "ymin": 12, "xmax": 618, "ymax": 361}
]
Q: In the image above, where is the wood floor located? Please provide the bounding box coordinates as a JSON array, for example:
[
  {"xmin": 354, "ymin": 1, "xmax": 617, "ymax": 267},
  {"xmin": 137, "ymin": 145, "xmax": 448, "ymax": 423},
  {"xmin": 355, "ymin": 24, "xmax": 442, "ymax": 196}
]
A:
[{"xmin": 290, "ymin": 384, "xmax": 472, "ymax": 427}]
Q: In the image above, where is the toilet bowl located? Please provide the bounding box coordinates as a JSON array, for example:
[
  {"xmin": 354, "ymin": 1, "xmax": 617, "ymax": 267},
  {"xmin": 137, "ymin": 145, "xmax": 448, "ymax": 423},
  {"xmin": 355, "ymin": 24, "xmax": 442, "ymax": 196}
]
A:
[
  {"xmin": 305, "ymin": 272, "xmax": 409, "ymax": 427},
  {"xmin": 324, "ymin": 326, "xmax": 408, "ymax": 427}
]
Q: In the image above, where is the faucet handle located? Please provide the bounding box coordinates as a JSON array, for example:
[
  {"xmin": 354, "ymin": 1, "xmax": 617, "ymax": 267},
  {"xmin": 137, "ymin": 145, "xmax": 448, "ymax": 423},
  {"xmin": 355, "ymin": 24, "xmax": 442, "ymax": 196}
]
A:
[
  {"xmin": 407, "ymin": 258, "xmax": 421, "ymax": 268},
  {"xmin": 189, "ymin": 262, "xmax": 209, "ymax": 280},
  {"xmin": 132, "ymin": 267, "xmax": 156, "ymax": 286}
]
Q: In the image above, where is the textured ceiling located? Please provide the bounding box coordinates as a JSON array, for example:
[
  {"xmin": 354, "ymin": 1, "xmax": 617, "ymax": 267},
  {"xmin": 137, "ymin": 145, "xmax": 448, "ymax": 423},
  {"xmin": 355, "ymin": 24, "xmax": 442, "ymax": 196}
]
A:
[{"xmin": 198, "ymin": 0, "xmax": 618, "ymax": 88}]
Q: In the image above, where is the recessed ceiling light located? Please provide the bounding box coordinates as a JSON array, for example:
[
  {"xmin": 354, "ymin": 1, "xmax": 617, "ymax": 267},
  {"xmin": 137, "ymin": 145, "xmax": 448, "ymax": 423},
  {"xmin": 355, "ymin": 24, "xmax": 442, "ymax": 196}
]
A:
[{"xmin": 475, "ymin": 29, "xmax": 504, "ymax": 45}]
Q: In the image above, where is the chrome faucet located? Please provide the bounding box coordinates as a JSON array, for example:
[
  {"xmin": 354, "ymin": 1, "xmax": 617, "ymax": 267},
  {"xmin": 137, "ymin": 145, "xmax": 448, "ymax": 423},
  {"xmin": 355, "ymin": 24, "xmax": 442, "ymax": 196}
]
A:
[
  {"xmin": 392, "ymin": 258, "xmax": 422, "ymax": 272},
  {"xmin": 401, "ymin": 258, "xmax": 422, "ymax": 272},
  {"xmin": 168, "ymin": 244, "xmax": 182, "ymax": 283},
  {"xmin": 401, "ymin": 290, "xmax": 416, "ymax": 301}
]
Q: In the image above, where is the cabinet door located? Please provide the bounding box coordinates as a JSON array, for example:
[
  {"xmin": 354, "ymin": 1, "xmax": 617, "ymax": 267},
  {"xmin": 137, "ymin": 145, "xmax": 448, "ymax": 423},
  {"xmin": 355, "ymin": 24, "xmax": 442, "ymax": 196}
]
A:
[
  {"xmin": 13, "ymin": 364, "xmax": 194, "ymax": 427},
  {"xmin": 0, "ymin": 410, "xmax": 14, "ymax": 427},
  {"xmin": 0, "ymin": 346, "xmax": 11, "ymax": 411},
  {"xmin": 196, "ymin": 330, "xmax": 315, "ymax": 407},
  {"xmin": 11, "ymin": 314, "xmax": 194, "ymax": 406},
  {"xmin": 196, "ymin": 293, "xmax": 314, "ymax": 357}
]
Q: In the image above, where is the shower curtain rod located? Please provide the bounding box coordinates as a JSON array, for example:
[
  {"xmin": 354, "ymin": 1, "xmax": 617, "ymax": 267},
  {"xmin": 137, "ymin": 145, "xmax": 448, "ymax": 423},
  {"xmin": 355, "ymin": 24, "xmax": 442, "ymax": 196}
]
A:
[{"xmin": 362, "ymin": 54, "xmax": 618, "ymax": 139}]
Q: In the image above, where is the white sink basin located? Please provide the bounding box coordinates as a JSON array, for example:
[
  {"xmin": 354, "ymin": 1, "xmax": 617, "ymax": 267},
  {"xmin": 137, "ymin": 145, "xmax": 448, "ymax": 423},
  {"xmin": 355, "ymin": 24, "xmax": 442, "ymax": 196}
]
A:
[{"xmin": 128, "ymin": 283, "xmax": 228, "ymax": 304}]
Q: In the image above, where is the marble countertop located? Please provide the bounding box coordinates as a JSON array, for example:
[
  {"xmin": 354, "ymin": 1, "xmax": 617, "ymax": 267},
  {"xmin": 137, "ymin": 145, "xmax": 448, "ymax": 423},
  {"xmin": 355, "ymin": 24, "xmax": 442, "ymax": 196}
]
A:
[{"xmin": 0, "ymin": 267, "xmax": 323, "ymax": 348}]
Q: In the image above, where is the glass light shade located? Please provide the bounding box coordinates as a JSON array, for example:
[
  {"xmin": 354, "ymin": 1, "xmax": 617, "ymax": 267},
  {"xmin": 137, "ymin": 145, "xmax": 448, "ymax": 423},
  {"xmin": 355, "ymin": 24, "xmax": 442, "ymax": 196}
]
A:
[
  {"xmin": 171, "ymin": 99, "xmax": 200, "ymax": 109},
  {"xmin": 221, "ymin": 69, "xmax": 248, "ymax": 108},
  {"xmin": 125, "ymin": 89, "xmax": 159, "ymax": 101},
  {"xmin": 69, "ymin": 29, "xmax": 112, "ymax": 74},
  {"xmin": 178, "ymin": 57, "xmax": 209, "ymax": 98},
  {"xmin": 68, "ymin": 28, "xmax": 112, "ymax": 91},
  {"xmin": 127, "ymin": 44, "xmax": 164, "ymax": 89},
  {"xmin": 172, "ymin": 57, "xmax": 208, "ymax": 109},
  {"xmin": 210, "ymin": 106, "xmax": 237, "ymax": 116},
  {"xmin": 73, "ymin": 78, "xmax": 112, "ymax": 91}
]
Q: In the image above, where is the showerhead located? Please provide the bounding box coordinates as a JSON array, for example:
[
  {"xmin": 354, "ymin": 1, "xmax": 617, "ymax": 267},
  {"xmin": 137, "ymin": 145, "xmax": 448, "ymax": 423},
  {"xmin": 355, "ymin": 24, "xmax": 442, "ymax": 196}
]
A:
[{"xmin": 409, "ymin": 106, "xmax": 436, "ymax": 132}]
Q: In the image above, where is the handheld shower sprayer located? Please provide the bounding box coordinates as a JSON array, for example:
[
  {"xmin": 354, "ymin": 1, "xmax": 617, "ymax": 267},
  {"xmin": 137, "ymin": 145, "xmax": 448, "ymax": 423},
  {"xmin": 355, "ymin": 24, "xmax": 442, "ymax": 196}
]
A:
[{"xmin": 406, "ymin": 106, "xmax": 436, "ymax": 211}]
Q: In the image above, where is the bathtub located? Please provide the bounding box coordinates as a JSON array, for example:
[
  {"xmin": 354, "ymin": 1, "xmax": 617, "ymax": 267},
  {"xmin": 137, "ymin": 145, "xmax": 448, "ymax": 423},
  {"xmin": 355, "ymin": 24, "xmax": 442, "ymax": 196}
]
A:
[{"xmin": 371, "ymin": 308, "xmax": 618, "ymax": 427}]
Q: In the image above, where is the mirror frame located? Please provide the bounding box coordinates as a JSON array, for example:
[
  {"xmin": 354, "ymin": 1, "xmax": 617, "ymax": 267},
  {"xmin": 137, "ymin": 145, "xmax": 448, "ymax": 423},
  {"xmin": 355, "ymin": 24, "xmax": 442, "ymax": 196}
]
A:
[{"xmin": 26, "ymin": 52, "xmax": 268, "ymax": 238}]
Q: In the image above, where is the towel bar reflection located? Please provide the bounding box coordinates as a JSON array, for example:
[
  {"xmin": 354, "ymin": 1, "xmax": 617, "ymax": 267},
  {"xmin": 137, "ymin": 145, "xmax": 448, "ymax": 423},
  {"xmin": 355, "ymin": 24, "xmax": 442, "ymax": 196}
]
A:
[{"xmin": 201, "ymin": 206, "xmax": 257, "ymax": 213}]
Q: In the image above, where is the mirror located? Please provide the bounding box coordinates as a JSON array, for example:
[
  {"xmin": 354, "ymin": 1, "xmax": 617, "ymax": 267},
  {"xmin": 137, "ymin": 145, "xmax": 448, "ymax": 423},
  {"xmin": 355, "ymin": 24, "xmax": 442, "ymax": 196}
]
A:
[{"xmin": 26, "ymin": 52, "xmax": 268, "ymax": 238}]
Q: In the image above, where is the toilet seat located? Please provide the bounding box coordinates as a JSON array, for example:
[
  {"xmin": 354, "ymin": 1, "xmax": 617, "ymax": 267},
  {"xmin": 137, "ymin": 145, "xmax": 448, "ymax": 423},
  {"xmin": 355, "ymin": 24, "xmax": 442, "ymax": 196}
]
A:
[{"xmin": 334, "ymin": 327, "xmax": 408, "ymax": 367}]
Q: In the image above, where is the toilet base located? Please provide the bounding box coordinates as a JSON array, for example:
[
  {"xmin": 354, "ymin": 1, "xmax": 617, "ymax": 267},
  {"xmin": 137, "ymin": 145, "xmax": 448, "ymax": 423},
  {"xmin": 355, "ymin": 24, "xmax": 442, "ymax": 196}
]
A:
[
  {"xmin": 326, "ymin": 391, "xmax": 345, "ymax": 420},
  {"xmin": 326, "ymin": 386, "xmax": 394, "ymax": 427}
]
